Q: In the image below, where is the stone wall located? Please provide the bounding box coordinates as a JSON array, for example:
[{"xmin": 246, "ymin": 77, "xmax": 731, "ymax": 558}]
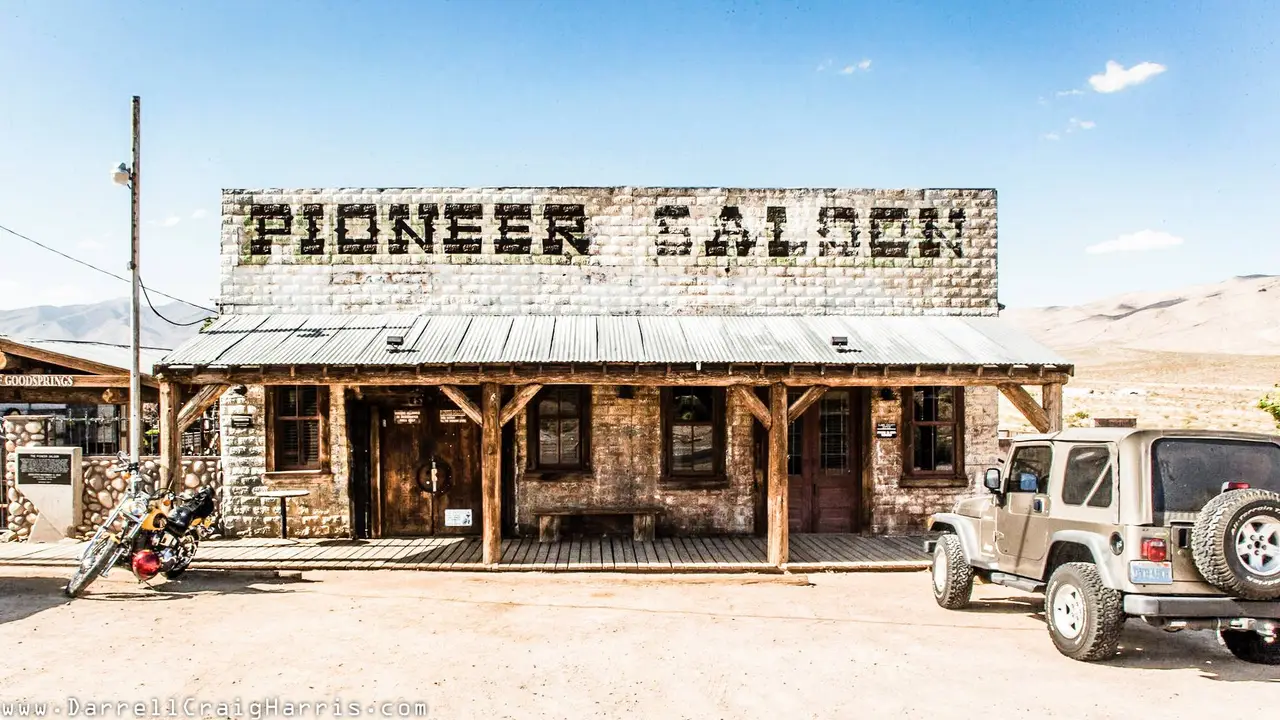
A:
[
  {"xmin": 868, "ymin": 386, "xmax": 1001, "ymax": 534},
  {"xmin": 75, "ymin": 457, "xmax": 221, "ymax": 540},
  {"xmin": 217, "ymin": 384, "xmax": 351, "ymax": 538},
  {"xmin": 512, "ymin": 386, "xmax": 757, "ymax": 537},
  {"xmin": 3, "ymin": 415, "xmax": 221, "ymax": 541},
  {"xmin": 219, "ymin": 188, "xmax": 997, "ymax": 316},
  {"xmin": 3, "ymin": 416, "xmax": 47, "ymax": 541}
]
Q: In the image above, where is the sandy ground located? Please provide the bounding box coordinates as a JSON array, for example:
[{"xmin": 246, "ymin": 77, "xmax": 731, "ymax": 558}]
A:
[
  {"xmin": 0, "ymin": 568, "xmax": 1276, "ymax": 719},
  {"xmin": 999, "ymin": 348, "xmax": 1280, "ymax": 434}
]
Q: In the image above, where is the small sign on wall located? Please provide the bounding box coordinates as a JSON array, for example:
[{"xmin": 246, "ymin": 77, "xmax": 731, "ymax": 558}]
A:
[
  {"xmin": 230, "ymin": 413, "xmax": 253, "ymax": 429},
  {"xmin": 445, "ymin": 509, "xmax": 473, "ymax": 527},
  {"xmin": 875, "ymin": 422, "xmax": 898, "ymax": 439},
  {"xmin": 439, "ymin": 409, "xmax": 468, "ymax": 424},
  {"xmin": 393, "ymin": 409, "xmax": 422, "ymax": 424},
  {"xmin": 17, "ymin": 451, "xmax": 76, "ymax": 485}
]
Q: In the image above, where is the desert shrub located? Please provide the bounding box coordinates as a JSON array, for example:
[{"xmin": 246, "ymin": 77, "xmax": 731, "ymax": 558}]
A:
[
  {"xmin": 1260, "ymin": 385, "xmax": 1280, "ymax": 428},
  {"xmin": 1066, "ymin": 410, "xmax": 1091, "ymax": 428}
]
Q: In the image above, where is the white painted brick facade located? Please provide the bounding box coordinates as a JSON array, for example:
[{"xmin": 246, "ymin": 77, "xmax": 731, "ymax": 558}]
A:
[{"xmin": 219, "ymin": 187, "xmax": 997, "ymax": 316}]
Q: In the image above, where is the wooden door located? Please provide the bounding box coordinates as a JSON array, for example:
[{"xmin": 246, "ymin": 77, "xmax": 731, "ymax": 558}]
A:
[
  {"xmin": 788, "ymin": 389, "xmax": 863, "ymax": 533},
  {"xmin": 379, "ymin": 389, "xmax": 482, "ymax": 537}
]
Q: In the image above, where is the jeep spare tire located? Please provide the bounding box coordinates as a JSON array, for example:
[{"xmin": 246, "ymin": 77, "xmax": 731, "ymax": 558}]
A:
[{"xmin": 1190, "ymin": 488, "xmax": 1280, "ymax": 601}]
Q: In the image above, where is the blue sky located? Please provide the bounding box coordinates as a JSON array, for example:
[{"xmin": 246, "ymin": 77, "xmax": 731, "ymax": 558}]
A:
[{"xmin": 1, "ymin": 0, "xmax": 1277, "ymax": 314}]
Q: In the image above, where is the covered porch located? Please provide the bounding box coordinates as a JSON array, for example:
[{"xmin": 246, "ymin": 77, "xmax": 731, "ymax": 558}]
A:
[
  {"xmin": 0, "ymin": 533, "xmax": 933, "ymax": 572},
  {"xmin": 154, "ymin": 313, "xmax": 1073, "ymax": 570}
]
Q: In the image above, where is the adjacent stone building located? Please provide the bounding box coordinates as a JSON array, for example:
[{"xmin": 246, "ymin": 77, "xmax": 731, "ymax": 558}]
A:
[{"xmin": 155, "ymin": 187, "xmax": 1070, "ymax": 566}]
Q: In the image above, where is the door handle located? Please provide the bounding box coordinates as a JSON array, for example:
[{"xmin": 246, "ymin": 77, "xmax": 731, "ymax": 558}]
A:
[{"xmin": 994, "ymin": 531, "xmax": 1004, "ymax": 540}]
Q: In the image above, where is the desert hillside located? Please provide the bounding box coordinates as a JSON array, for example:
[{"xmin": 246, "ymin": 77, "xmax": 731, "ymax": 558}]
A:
[
  {"xmin": 1000, "ymin": 275, "xmax": 1280, "ymax": 434},
  {"xmin": 0, "ymin": 298, "xmax": 208, "ymax": 349}
]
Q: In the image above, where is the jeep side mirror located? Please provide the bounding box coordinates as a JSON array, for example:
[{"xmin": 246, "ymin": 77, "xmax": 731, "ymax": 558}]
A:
[{"xmin": 983, "ymin": 468, "xmax": 1002, "ymax": 492}]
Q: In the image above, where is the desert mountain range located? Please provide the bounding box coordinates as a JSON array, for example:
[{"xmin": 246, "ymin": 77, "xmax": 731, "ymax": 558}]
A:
[
  {"xmin": 1001, "ymin": 274, "xmax": 1280, "ymax": 357},
  {"xmin": 0, "ymin": 298, "xmax": 209, "ymax": 350},
  {"xmin": 0, "ymin": 275, "xmax": 1277, "ymax": 360}
]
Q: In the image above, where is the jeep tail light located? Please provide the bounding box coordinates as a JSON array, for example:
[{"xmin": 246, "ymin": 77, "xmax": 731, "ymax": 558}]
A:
[
  {"xmin": 1141, "ymin": 538, "xmax": 1168, "ymax": 563},
  {"xmin": 1224, "ymin": 482, "xmax": 1251, "ymax": 491}
]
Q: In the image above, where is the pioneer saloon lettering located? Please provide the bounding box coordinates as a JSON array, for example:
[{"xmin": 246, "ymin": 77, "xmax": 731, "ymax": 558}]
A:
[
  {"xmin": 244, "ymin": 202, "xmax": 965, "ymax": 260},
  {"xmin": 1, "ymin": 374, "xmax": 75, "ymax": 388}
]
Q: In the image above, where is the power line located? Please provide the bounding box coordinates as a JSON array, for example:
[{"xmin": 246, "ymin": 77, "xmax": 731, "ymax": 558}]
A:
[
  {"xmin": 0, "ymin": 221, "xmax": 218, "ymax": 313},
  {"xmin": 141, "ymin": 279, "xmax": 213, "ymax": 327}
]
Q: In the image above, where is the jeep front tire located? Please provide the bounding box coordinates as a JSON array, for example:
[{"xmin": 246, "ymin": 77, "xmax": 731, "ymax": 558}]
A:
[
  {"xmin": 1044, "ymin": 562, "xmax": 1124, "ymax": 661},
  {"xmin": 931, "ymin": 534, "xmax": 973, "ymax": 609}
]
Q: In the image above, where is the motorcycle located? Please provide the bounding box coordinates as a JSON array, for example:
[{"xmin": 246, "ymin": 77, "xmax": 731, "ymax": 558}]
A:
[{"xmin": 64, "ymin": 451, "xmax": 218, "ymax": 598}]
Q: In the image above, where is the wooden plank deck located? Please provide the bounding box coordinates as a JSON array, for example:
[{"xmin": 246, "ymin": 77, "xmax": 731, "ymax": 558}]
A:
[{"xmin": 0, "ymin": 534, "xmax": 931, "ymax": 572}]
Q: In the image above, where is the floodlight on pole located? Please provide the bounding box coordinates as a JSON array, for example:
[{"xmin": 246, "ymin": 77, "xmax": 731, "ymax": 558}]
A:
[{"xmin": 112, "ymin": 163, "xmax": 132, "ymax": 187}]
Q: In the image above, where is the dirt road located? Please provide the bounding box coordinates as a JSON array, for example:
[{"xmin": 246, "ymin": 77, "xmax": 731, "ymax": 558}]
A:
[{"xmin": 1, "ymin": 568, "xmax": 1276, "ymax": 719}]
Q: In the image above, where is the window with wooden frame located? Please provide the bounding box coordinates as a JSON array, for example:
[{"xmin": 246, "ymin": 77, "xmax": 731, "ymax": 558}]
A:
[
  {"xmin": 661, "ymin": 387, "xmax": 726, "ymax": 487},
  {"xmin": 270, "ymin": 385, "xmax": 328, "ymax": 472},
  {"xmin": 528, "ymin": 386, "xmax": 590, "ymax": 472},
  {"xmin": 902, "ymin": 386, "xmax": 966, "ymax": 486}
]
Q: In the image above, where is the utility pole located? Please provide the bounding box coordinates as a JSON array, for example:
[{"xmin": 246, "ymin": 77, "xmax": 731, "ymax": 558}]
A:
[{"xmin": 129, "ymin": 95, "xmax": 142, "ymax": 468}]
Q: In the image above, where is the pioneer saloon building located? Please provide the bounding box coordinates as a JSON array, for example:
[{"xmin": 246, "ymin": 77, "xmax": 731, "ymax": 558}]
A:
[{"xmin": 154, "ymin": 187, "xmax": 1070, "ymax": 566}]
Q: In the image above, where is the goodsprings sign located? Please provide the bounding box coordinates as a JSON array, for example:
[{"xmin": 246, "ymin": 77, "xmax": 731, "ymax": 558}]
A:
[{"xmin": 1, "ymin": 374, "xmax": 75, "ymax": 387}]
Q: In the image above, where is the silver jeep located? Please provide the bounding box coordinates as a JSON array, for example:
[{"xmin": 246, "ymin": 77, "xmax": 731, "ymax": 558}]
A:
[{"xmin": 925, "ymin": 428, "xmax": 1280, "ymax": 664}]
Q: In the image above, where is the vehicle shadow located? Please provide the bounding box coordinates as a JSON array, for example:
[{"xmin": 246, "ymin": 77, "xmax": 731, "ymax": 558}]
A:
[
  {"xmin": 1107, "ymin": 623, "xmax": 1280, "ymax": 682},
  {"xmin": 958, "ymin": 594, "xmax": 1046, "ymax": 617}
]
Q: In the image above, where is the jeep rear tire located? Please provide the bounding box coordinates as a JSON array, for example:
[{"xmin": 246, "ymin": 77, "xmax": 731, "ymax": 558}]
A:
[
  {"xmin": 1191, "ymin": 489, "xmax": 1280, "ymax": 601},
  {"xmin": 931, "ymin": 534, "xmax": 973, "ymax": 609},
  {"xmin": 1045, "ymin": 562, "xmax": 1124, "ymax": 662},
  {"xmin": 1220, "ymin": 630, "xmax": 1280, "ymax": 665}
]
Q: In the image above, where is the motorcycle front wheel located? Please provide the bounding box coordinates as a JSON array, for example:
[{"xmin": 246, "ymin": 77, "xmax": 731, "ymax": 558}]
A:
[{"xmin": 65, "ymin": 531, "xmax": 120, "ymax": 598}]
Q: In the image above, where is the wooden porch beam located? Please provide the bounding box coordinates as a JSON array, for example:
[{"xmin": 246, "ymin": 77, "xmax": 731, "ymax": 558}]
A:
[
  {"xmin": 439, "ymin": 384, "xmax": 483, "ymax": 425},
  {"xmin": 500, "ymin": 383, "xmax": 543, "ymax": 426},
  {"xmin": 0, "ymin": 352, "xmax": 18, "ymax": 371},
  {"xmin": 175, "ymin": 383, "xmax": 229, "ymax": 433},
  {"xmin": 767, "ymin": 383, "xmax": 789, "ymax": 567},
  {"xmin": 730, "ymin": 385, "xmax": 771, "ymax": 430},
  {"xmin": 1042, "ymin": 382, "xmax": 1064, "ymax": 433},
  {"xmin": 998, "ymin": 384, "xmax": 1051, "ymax": 433},
  {"xmin": 167, "ymin": 367, "xmax": 1072, "ymax": 388},
  {"xmin": 787, "ymin": 385, "xmax": 829, "ymax": 422},
  {"xmin": 480, "ymin": 382, "xmax": 502, "ymax": 566},
  {"xmin": 159, "ymin": 381, "xmax": 181, "ymax": 492}
]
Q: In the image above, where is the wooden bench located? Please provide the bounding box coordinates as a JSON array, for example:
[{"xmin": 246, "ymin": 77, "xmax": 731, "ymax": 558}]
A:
[{"xmin": 531, "ymin": 506, "xmax": 662, "ymax": 543}]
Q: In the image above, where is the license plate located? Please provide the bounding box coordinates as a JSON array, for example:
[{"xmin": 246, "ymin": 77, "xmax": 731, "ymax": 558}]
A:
[{"xmin": 1129, "ymin": 561, "xmax": 1173, "ymax": 584}]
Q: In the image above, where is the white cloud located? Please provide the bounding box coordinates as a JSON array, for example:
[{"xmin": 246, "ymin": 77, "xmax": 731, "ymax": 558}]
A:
[
  {"xmin": 816, "ymin": 59, "xmax": 833, "ymax": 72},
  {"xmin": 1088, "ymin": 60, "xmax": 1166, "ymax": 93},
  {"xmin": 1042, "ymin": 132, "xmax": 1061, "ymax": 141},
  {"xmin": 1067, "ymin": 118, "xmax": 1096, "ymax": 132},
  {"xmin": 191, "ymin": 208, "xmax": 208, "ymax": 219},
  {"xmin": 838, "ymin": 59, "xmax": 872, "ymax": 75},
  {"xmin": 1055, "ymin": 89, "xmax": 1085, "ymax": 97},
  {"xmin": 1085, "ymin": 230, "xmax": 1184, "ymax": 254}
]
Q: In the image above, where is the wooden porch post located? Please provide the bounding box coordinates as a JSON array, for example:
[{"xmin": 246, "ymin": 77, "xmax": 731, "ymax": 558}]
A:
[
  {"xmin": 1042, "ymin": 382, "xmax": 1064, "ymax": 432},
  {"xmin": 158, "ymin": 381, "xmax": 181, "ymax": 492},
  {"xmin": 767, "ymin": 382, "xmax": 789, "ymax": 567},
  {"xmin": 481, "ymin": 382, "xmax": 502, "ymax": 566}
]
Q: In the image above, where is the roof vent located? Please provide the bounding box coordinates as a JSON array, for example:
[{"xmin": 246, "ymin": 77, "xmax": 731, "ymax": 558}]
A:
[
  {"xmin": 386, "ymin": 334, "xmax": 405, "ymax": 351},
  {"xmin": 830, "ymin": 336, "xmax": 859, "ymax": 354}
]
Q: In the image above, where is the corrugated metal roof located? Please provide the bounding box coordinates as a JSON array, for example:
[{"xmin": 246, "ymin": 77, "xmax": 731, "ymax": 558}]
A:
[
  {"xmin": 1, "ymin": 336, "xmax": 170, "ymax": 375},
  {"xmin": 159, "ymin": 314, "xmax": 1072, "ymax": 369}
]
